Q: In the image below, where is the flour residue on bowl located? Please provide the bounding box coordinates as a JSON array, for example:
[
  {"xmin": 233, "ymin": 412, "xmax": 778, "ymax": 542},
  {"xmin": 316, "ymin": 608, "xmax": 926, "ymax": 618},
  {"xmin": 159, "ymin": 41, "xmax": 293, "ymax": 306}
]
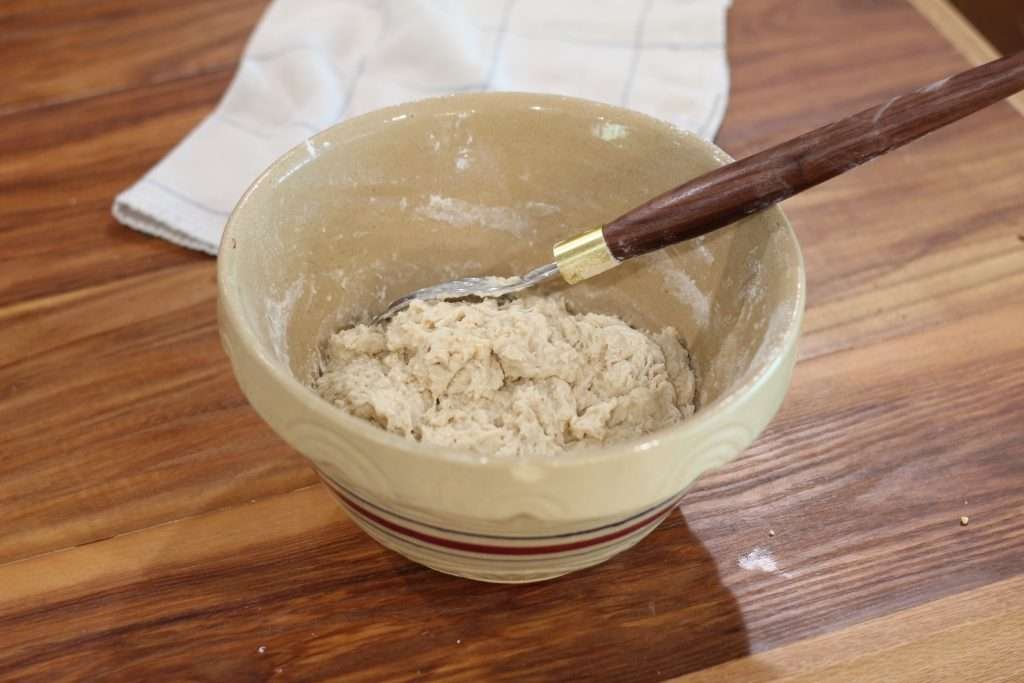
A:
[
  {"xmin": 414, "ymin": 195, "xmax": 560, "ymax": 235},
  {"xmin": 695, "ymin": 242, "xmax": 713, "ymax": 265},
  {"xmin": 751, "ymin": 304, "xmax": 792, "ymax": 369},
  {"xmin": 265, "ymin": 276, "xmax": 306, "ymax": 363},
  {"xmin": 666, "ymin": 231, "xmax": 794, "ymax": 407},
  {"xmin": 659, "ymin": 270, "xmax": 710, "ymax": 327},
  {"xmin": 650, "ymin": 252, "xmax": 710, "ymax": 328},
  {"xmin": 732, "ymin": 240, "xmax": 797, "ymax": 377},
  {"xmin": 522, "ymin": 201, "xmax": 560, "ymax": 216},
  {"xmin": 415, "ymin": 194, "xmax": 527, "ymax": 234}
]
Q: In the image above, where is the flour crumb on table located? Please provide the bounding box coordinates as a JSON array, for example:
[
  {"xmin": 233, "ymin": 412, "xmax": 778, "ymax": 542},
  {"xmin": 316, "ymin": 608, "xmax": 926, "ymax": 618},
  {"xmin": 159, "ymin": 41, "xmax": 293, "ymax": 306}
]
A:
[
  {"xmin": 738, "ymin": 547, "xmax": 778, "ymax": 573},
  {"xmin": 314, "ymin": 296, "xmax": 696, "ymax": 457}
]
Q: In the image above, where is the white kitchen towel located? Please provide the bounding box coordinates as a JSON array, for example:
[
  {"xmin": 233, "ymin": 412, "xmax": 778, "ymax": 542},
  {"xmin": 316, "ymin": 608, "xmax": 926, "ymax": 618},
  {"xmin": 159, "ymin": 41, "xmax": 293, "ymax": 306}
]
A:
[{"xmin": 113, "ymin": 0, "xmax": 732, "ymax": 254}]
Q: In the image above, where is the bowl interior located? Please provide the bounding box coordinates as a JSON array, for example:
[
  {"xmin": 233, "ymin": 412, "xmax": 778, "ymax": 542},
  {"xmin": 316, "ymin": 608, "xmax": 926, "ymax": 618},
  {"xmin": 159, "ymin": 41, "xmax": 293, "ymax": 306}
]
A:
[{"xmin": 222, "ymin": 93, "xmax": 802, "ymax": 425}]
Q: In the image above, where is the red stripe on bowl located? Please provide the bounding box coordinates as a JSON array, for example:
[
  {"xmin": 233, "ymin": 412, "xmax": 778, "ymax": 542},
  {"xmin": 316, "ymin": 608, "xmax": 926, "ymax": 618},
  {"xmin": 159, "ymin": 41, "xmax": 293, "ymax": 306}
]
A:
[{"xmin": 335, "ymin": 491, "xmax": 680, "ymax": 556}]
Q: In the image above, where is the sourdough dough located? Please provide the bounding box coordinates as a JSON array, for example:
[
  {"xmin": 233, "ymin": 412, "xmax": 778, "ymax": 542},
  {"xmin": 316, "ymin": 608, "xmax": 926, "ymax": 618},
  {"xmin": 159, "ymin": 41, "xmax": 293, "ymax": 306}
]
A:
[{"xmin": 315, "ymin": 296, "xmax": 696, "ymax": 458}]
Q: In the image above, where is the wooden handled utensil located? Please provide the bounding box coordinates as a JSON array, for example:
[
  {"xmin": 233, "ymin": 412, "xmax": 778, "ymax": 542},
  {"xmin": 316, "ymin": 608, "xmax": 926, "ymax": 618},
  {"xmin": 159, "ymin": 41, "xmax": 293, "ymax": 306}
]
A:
[{"xmin": 376, "ymin": 50, "xmax": 1024, "ymax": 321}]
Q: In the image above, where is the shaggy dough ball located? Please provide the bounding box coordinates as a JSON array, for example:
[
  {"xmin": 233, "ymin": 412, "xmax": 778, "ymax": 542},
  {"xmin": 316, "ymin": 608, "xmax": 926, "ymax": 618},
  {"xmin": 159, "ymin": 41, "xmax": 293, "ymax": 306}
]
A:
[{"xmin": 315, "ymin": 296, "xmax": 696, "ymax": 458}]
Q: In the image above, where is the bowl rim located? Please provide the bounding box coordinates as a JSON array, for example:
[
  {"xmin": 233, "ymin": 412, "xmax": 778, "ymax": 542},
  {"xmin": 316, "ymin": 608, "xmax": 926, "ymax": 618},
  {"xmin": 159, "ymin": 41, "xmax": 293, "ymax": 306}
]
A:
[{"xmin": 217, "ymin": 91, "xmax": 806, "ymax": 470}]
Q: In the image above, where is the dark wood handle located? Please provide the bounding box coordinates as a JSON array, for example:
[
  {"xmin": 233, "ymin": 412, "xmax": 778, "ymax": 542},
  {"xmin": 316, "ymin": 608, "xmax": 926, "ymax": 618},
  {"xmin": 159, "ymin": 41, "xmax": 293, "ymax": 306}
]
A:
[{"xmin": 603, "ymin": 51, "xmax": 1024, "ymax": 261}]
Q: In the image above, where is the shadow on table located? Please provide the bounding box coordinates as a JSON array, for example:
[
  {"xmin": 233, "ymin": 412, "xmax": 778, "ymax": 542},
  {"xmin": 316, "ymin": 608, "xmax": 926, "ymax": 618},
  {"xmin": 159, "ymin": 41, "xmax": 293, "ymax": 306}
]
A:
[
  {"xmin": 68, "ymin": 497, "xmax": 752, "ymax": 680},
  {"xmin": 389, "ymin": 509, "xmax": 750, "ymax": 680}
]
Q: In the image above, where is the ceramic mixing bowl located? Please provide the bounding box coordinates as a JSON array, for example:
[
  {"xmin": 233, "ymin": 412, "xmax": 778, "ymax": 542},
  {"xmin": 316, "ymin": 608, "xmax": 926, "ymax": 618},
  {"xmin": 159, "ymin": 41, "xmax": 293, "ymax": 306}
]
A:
[{"xmin": 217, "ymin": 92, "xmax": 804, "ymax": 583}]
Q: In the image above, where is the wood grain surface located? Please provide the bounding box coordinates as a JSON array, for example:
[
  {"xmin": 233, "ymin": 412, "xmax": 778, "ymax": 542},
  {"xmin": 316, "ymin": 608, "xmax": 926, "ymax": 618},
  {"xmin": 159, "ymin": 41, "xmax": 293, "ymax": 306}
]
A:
[
  {"xmin": 1, "ymin": 1, "xmax": 1023, "ymax": 680},
  {"xmin": 679, "ymin": 574, "xmax": 1024, "ymax": 682},
  {"xmin": 604, "ymin": 50, "xmax": 1024, "ymax": 259},
  {"xmin": 910, "ymin": 0, "xmax": 1024, "ymax": 116},
  {"xmin": 0, "ymin": 0, "xmax": 269, "ymax": 113}
]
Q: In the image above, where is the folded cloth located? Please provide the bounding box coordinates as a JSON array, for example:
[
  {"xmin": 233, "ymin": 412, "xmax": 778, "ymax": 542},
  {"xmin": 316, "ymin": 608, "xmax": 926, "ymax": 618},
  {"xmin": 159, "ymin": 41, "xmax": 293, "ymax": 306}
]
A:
[{"xmin": 113, "ymin": 0, "xmax": 732, "ymax": 254}]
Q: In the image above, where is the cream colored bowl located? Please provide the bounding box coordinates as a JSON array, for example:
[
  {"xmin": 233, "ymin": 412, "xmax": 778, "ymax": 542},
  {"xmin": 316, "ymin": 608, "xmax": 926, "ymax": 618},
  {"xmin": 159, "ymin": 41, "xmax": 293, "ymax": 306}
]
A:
[{"xmin": 217, "ymin": 92, "xmax": 804, "ymax": 583}]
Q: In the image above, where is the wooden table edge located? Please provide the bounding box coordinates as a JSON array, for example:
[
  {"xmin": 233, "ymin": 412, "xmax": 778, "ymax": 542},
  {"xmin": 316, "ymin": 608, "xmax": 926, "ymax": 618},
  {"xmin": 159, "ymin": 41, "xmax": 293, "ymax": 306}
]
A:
[
  {"xmin": 671, "ymin": 573, "xmax": 1024, "ymax": 682},
  {"xmin": 907, "ymin": 0, "xmax": 1024, "ymax": 117}
]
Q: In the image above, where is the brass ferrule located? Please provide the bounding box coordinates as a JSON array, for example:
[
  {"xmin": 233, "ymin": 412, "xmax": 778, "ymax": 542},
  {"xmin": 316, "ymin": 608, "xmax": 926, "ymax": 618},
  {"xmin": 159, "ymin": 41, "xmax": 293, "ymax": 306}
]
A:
[{"xmin": 552, "ymin": 227, "xmax": 620, "ymax": 285}]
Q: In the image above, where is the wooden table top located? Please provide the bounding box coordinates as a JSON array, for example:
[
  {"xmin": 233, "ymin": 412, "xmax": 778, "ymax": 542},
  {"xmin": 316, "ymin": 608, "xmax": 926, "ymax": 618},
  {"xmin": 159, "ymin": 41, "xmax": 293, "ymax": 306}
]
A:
[{"xmin": 2, "ymin": 1, "xmax": 1023, "ymax": 680}]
